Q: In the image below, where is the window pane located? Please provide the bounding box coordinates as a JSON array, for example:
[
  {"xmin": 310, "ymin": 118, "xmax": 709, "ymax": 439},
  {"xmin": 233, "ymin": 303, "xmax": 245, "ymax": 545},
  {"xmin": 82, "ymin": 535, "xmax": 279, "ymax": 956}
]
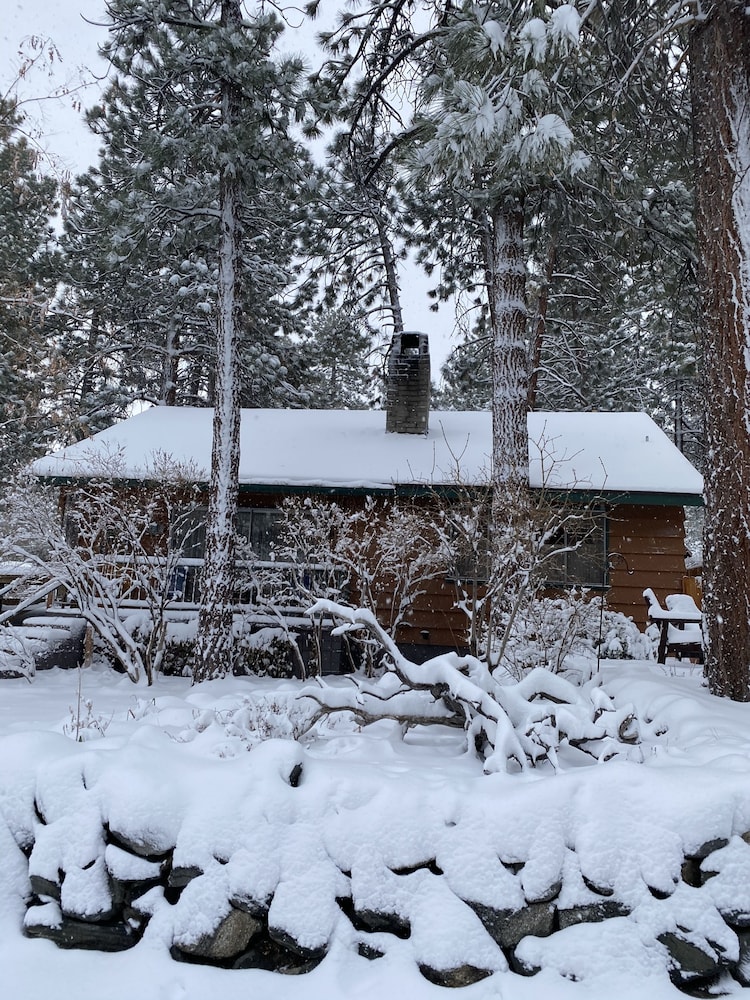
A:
[
  {"xmin": 179, "ymin": 508, "xmax": 207, "ymax": 559},
  {"xmin": 545, "ymin": 512, "xmax": 607, "ymax": 588},
  {"xmin": 236, "ymin": 510, "xmax": 253, "ymax": 546},
  {"xmin": 568, "ymin": 534, "xmax": 605, "ymax": 586},
  {"xmin": 250, "ymin": 510, "xmax": 280, "ymax": 560},
  {"xmin": 236, "ymin": 509, "xmax": 280, "ymax": 561}
]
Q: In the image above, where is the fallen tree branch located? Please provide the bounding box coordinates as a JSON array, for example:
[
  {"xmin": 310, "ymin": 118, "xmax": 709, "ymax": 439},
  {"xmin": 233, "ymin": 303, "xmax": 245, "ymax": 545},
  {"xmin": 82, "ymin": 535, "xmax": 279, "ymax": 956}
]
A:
[{"xmin": 303, "ymin": 600, "xmax": 646, "ymax": 773}]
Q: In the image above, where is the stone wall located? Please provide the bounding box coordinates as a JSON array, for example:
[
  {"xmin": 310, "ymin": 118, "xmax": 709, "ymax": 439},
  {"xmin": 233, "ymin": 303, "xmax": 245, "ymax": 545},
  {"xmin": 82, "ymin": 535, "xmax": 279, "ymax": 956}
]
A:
[{"xmin": 18, "ymin": 752, "xmax": 750, "ymax": 993}]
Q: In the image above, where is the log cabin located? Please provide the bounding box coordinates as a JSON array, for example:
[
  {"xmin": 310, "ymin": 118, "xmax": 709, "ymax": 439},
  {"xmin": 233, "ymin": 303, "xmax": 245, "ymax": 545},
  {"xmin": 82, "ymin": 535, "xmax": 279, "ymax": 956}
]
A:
[{"xmin": 32, "ymin": 333, "xmax": 702, "ymax": 664}]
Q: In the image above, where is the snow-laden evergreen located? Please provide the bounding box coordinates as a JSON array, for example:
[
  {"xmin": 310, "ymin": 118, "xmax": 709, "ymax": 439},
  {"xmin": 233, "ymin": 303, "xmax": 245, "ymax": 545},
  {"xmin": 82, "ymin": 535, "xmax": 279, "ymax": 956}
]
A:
[{"xmin": 61, "ymin": 0, "xmax": 316, "ymax": 424}]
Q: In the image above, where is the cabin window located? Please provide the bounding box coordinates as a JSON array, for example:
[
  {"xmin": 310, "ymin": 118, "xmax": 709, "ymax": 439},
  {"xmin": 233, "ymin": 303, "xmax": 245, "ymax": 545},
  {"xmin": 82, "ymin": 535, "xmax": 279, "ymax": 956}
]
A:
[
  {"xmin": 544, "ymin": 510, "xmax": 608, "ymax": 589},
  {"xmin": 444, "ymin": 503, "xmax": 608, "ymax": 590},
  {"xmin": 447, "ymin": 533, "xmax": 492, "ymax": 584},
  {"xmin": 236, "ymin": 509, "xmax": 282, "ymax": 561},
  {"xmin": 177, "ymin": 507, "xmax": 281, "ymax": 561}
]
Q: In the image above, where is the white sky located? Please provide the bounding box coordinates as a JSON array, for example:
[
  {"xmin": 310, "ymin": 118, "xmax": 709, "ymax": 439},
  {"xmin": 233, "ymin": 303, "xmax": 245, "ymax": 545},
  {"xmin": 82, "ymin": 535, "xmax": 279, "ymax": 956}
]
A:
[
  {"xmin": 3, "ymin": 0, "xmax": 107, "ymax": 175},
  {"xmin": 2, "ymin": 0, "xmax": 458, "ymax": 371}
]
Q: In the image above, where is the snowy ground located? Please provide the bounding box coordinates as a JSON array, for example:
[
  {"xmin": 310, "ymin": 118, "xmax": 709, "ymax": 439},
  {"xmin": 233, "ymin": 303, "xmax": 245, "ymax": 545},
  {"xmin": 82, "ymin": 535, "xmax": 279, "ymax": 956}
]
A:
[{"xmin": 2, "ymin": 659, "xmax": 750, "ymax": 999}]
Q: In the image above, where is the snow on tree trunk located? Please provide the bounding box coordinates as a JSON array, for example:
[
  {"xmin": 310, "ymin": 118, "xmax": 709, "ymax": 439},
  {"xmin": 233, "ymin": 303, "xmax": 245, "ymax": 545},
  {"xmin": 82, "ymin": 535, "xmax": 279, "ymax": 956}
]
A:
[
  {"xmin": 193, "ymin": 0, "xmax": 243, "ymax": 683},
  {"xmin": 485, "ymin": 198, "xmax": 531, "ymax": 660},
  {"xmin": 375, "ymin": 215, "xmax": 404, "ymax": 335},
  {"xmin": 691, "ymin": 3, "xmax": 750, "ymax": 701},
  {"xmin": 488, "ymin": 199, "xmax": 529, "ymax": 495},
  {"xmin": 161, "ymin": 317, "xmax": 180, "ymax": 407}
]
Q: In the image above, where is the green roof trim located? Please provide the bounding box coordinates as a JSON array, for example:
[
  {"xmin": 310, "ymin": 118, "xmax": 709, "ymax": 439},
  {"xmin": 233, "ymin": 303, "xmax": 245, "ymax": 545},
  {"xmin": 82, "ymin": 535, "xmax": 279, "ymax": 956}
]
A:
[
  {"xmin": 42, "ymin": 476, "xmax": 702, "ymax": 506},
  {"xmin": 537, "ymin": 488, "xmax": 704, "ymax": 508}
]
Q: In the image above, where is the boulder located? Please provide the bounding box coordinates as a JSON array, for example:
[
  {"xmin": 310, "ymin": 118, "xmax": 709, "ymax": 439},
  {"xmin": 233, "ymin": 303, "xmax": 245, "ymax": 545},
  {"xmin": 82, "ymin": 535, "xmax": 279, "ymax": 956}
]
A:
[
  {"xmin": 581, "ymin": 873, "xmax": 615, "ymax": 898},
  {"xmin": 105, "ymin": 844, "xmax": 165, "ymax": 904},
  {"xmin": 685, "ymin": 838, "xmax": 730, "ymax": 862},
  {"xmin": 658, "ymin": 931, "xmax": 723, "ymax": 986},
  {"xmin": 106, "ymin": 827, "xmax": 174, "ymax": 862},
  {"xmin": 732, "ymin": 931, "xmax": 750, "ymax": 986},
  {"xmin": 230, "ymin": 890, "xmax": 272, "ymax": 919},
  {"xmin": 29, "ymin": 873, "xmax": 62, "ymax": 902},
  {"xmin": 557, "ymin": 899, "xmax": 630, "ymax": 929},
  {"xmin": 268, "ymin": 923, "xmax": 329, "ymax": 961},
  {"xmin": 524, "ymin": 879, "xmax": 562, "ymax": 905},
  {"xmin": 680, "ymin": 858, "xmax": 703, "ymax": 888},
  {"xmin": 419, "ymin": 962, "xmax": 493, "ymax": 987},
  {"xmin": 167, "ymin": 864, "xmax": 203, "ymax": 890},
  {"xmin": 357, "ymin": 941, "xmax": 384, "ymax": 961},
  {"xmin": 174, "ymin": 905, "xmax": 262, "ymax": 961},
  {"xmin": 24, "ymin": 904, "xmax": 136, "ymax": 952},
  {"xmin": 352, "ymin": 906, "xmax": 411, "ymax": 939},
  {"xmin": 467, "ymin": 900, "xmax": 554, "ymax": 950},
  {"xmin": 232, "ymin": 931, "xmax": 322, "ymax": 974}
]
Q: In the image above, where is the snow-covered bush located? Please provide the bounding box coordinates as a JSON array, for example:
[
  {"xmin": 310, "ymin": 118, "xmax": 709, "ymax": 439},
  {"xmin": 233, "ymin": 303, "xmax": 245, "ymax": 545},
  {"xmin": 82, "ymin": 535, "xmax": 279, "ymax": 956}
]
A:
[
  {"xmin": 500, "ymin": 592, "xmax": 651, "ymax": 678},
  {"xmin": 127, "ymin": 616, "xmax": 303, "ymax": 679},
  {"xmin": 302, "ymin": 600, "xmax": 644, "ymax": 774},
  {"xmin": 257, "ymin": 495, "xmax": 446, "ymax": 673},
  {"xmin": 429, "ymin": 471, "xmax": 613, "ymax": 675},
  {"xmin": 1, "ymin": 458, "xmax": 204, "ymax": 684},
  {"xmin": 270, "ymin": 485, "xmax": 613, "ymax": 681},
  {"xmin": 235, "ymin": 627, "xmax": 300, "ymax": 679},
  {"xmin": 596, "ymin": 605, "xmax": 652, "ymax": 660},
  {"xmin": 0, "ymin": 623, "xmax": 36, "ymax": 679},
  {"xmin": 181, "ymin": 692, "xmax": 317, "ymax": 749},
  {"xmin": 499, "ymin": 591, "xmax": 601, "ymax": 678},
  {"xmin": 62, "ymin": 669, "xmax": 112, "ymax": 741}
]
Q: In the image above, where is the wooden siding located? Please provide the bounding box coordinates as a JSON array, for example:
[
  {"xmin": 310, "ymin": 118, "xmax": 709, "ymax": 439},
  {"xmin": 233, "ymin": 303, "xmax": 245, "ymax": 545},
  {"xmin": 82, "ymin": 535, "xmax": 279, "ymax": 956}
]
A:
[
  {"xmin": 390, "ymin": 503, "xmax": 690, "ymax": 647},
  {"xmin": 60, "ymin": 484, "xmax": 690, "ymax": 648},
  {"xmin": 603, "ymin": 504, "xmax": 688, "ymax": 630},
  {"xmin": 176, "ymin": 495, "xmax": 691, "ymax": 642}
]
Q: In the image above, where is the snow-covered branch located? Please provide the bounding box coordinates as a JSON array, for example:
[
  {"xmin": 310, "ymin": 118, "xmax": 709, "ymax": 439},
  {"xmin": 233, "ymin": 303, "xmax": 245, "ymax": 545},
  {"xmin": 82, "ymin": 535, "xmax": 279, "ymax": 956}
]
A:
[{"xmin": 304, "ymin": 599, "xmax": 644, "ymax": 773}]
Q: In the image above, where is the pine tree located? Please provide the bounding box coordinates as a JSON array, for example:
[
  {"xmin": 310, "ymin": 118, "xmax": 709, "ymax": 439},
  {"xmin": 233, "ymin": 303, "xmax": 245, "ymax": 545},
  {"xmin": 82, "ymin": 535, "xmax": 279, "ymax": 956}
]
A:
[
  {"xmin": 0, "ymin": 99, "xmax": 60, "ymax": 469},
  {"xmin": 80, "ymin": 0, "xmax": 313, "ymax": 678},
  {"xmin": 61, "ymin": 0, "xmax": 314, "ymax": 430},
  {"xmin": 193, "ymin": 0, "xmax": 245, "ymax": 681},
  {"xmin": 691, "ymin": 1, "xmax": 750, "ymax": 701},
  {"xmin": 422, "ymin": 3, "xmax": 698, "ymax": 436},
  {"xmin": 318, "ymin": 1, "xmax": 588, "ymax": 481},
  {"xmin": 299, "ymin": 309, "xmax": 377, "ymax": 408}
]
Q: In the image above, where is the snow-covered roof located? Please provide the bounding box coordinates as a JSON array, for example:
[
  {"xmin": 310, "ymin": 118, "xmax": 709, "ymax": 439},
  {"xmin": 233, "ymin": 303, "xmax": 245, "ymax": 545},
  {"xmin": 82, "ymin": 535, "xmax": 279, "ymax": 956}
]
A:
[{"xmin": 32, "ymin": 407, "xmax": 703, "ymax": 501}]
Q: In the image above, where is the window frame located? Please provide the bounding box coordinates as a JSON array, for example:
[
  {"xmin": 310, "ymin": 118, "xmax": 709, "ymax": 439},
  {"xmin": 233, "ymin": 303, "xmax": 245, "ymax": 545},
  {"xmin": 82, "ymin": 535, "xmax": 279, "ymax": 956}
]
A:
[{"xmin": 543, "ymin": 507, "xmax": 609, "ymax": 591}]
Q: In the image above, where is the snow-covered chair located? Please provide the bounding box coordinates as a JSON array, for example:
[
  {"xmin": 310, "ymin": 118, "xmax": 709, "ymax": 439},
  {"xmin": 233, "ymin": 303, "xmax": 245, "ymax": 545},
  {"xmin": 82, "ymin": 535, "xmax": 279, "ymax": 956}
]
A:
[{"xmin": 643, "ymin": 589, "xmax": 703, "ymax": 664}]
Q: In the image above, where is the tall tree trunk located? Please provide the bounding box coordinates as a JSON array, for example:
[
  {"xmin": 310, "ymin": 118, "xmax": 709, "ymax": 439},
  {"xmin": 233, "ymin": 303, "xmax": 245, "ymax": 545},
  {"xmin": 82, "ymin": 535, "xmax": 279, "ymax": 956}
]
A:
[
  {"xmin": 75, "ymin": 308, "xmax": 101, "ymax": 440},
  {"xmin": 485, "ymin": 197, "xmax": 531, "ymax": 660},
  {"xmin": 691, "ymin": 2, "xmax": 750, "ymax": 700},
  {"xmin": 487, "ymin": 198, "xmax": 529, "ymax": 495},
  {"xmin": 193, "ymin": 0, "xmax": 242, "ymax": 682},
  {"xmin": 161, "ymin": 317, "xmax": 180, "ymax": 407},
  {"xmin": 375, "ymin": 215, "xmax": 404, "ymax": 334}
]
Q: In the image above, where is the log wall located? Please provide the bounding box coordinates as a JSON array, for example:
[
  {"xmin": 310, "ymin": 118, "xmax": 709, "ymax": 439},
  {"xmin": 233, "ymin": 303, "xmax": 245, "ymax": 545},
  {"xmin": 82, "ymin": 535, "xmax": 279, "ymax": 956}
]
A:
[
  {"xmin": 607, "ymin": 504, "xmax": 689, "ymax": 630},
  {"xmin": 60, "ymin": 484, "xmax": 691, "ymax": 650},
  {"xmin": 390, "ymin": 503, "xmax": 691, "ymax": 648}
]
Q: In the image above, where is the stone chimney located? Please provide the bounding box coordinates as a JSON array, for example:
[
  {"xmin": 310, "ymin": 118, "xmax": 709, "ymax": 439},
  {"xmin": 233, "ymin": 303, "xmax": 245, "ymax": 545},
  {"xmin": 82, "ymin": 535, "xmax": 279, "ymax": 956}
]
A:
[{"xmin": 385, "ymin": 331, "xmax": 430, "ymax": 435}]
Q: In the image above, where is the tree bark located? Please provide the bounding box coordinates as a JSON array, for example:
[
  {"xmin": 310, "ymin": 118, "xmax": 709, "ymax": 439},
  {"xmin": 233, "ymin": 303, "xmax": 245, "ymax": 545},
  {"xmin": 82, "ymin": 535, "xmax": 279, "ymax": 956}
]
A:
[
  {"xmin": 375, "ymin": 215, "xmax": 405, "ymax": 335},
  {"xmin": 483, "ymin": 197, "xmax": 531, "ymax": 660},
  {"xmin": 487, "ymin": 198, "xmax": 529, "ymax": 496},
  {"xmin": 161, "ymin": 317, "xmax": 180, "ymax": 407},
  {"xmin": 193, "ymin": 0, "xmax": 243, "ymax": 682},
  {"xmin": 691, "ymin": 2, "xmax": 750, "ymax": 700},
  {"xmin": 527, "ymin": 224, "xmax": 558, "ymax": 411}
]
